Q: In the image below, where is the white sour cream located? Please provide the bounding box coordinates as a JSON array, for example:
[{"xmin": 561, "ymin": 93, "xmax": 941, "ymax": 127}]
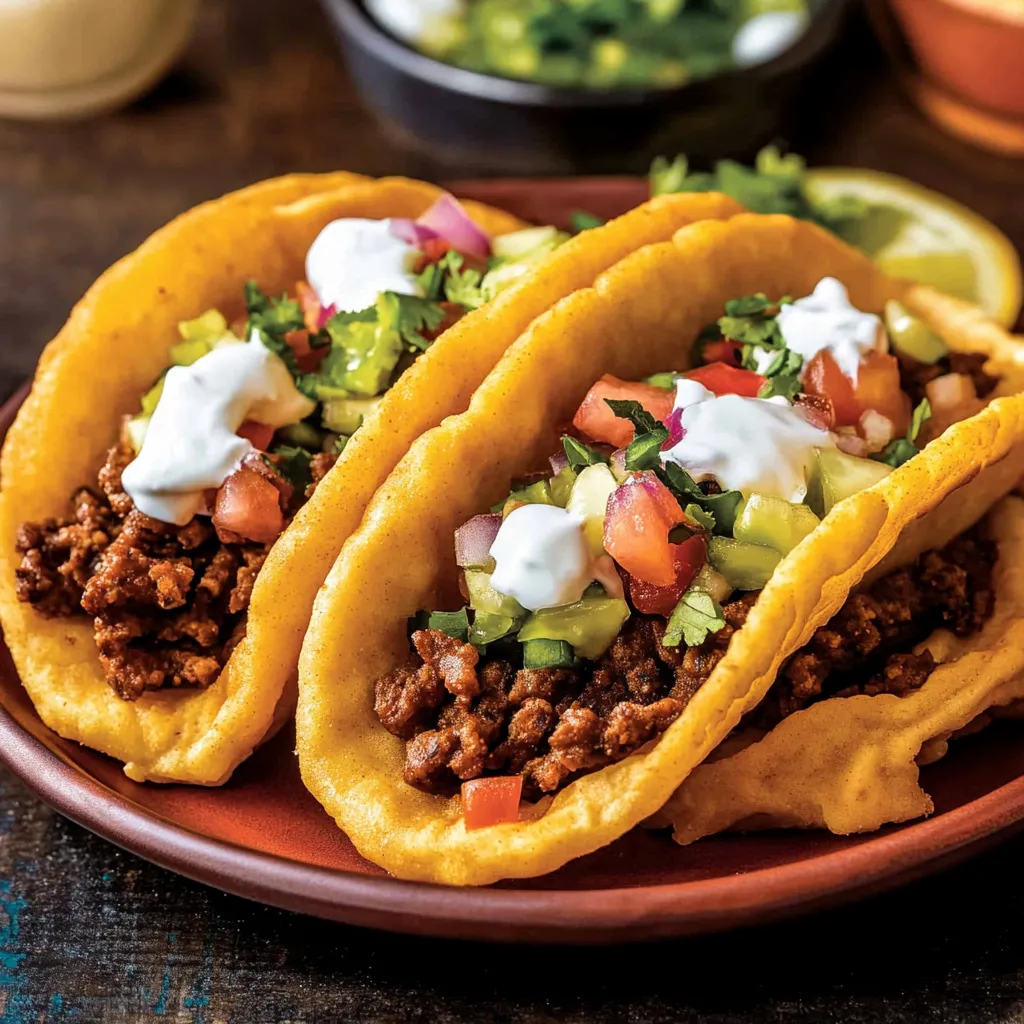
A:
[
  {"xmin": 662, "ymin": 380, "xmax": 833, "ymax": 502},
  {"xmin": 731, "ymin": 11, "xmax": 809, "ymax": 68},
  {"xmin": 777, "ymin": 277, "xmax": 887, "ymax": 384},
  {"xmin": 121, "ymin": 338, "xmax": 315, "ymax": 525},
  {"xmin": 305, "ymin": 218, "xmax": 422, "ymax": 314},
  {"xmin": 490, "ymin": 504, "xmax": 596, "ymax": 612}
]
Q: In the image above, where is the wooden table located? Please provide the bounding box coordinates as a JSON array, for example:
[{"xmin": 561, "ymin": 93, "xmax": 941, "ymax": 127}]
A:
[{"xmin": 2, "ymin": 0, "xmax": 1024, "ymax": 1019}]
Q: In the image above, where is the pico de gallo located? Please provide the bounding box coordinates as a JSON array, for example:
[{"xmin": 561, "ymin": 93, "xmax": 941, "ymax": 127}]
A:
[
  {"xmin": 14, "ymin": 194, "xmax": 568, "ymax": 702},
  {"xmin": 373, "ymin": 277, "xmax": 1002, "ymax": 829}
]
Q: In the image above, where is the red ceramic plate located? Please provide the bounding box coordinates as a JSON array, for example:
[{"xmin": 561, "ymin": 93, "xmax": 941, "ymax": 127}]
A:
[{"xmin": 2, "ymin": 178, "xmax": 1024, "ymax": 945}]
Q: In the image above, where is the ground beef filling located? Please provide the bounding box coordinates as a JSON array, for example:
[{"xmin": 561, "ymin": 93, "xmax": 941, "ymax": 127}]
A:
[
  {"xmin": 14, "ymin": 441, "xmax": 336, "ymax": 702},
  {"xmin": 898, "ymin": 350, "xmax": 999, "ymax": 407},
  {"xmin": 375, "ymin": 527, "xmax": 995, "ymax": 799}
]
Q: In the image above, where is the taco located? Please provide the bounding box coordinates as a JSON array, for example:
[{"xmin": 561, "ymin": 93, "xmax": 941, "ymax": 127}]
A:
[
  {"xmin": 659, "ymin": 491, "xmax": 1024, "ymax": 843},
  {"xmin": 296, "ymin": 211, "xmax": 1024, "ymax": 885},
  {"xmin": 0, "ymin": 175, "xmax": 743, "ymax": 785}
]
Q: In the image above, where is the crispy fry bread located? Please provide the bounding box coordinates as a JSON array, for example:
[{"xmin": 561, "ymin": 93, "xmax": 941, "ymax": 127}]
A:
[
  {"xmin": 0, "ymin": 181, "xmax": 743, "ymax": 785},
  {"xmin": 296, "ymin": 213, "xmax": 1024, "ymax": 885},
  {"xmin": 0, "ymin": 174, "xmax": 523, "ymax": 785},
  {"xmin": 663, "ymin": 495, "xmax": 1024, "ymax": 843}
]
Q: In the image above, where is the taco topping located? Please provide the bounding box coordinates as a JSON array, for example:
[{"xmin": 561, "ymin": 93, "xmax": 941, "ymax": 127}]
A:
[
  {"xmin": 13, "ymin": 194, "xmax": 567, "ymax": 702},
  {"xmin": 372, "ymin": 278, "xmax": 1005, "ymax": 817}
]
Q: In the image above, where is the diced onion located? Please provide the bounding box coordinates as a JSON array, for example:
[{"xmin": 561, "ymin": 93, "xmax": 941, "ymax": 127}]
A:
[
  {"xmin": 835, "ymin": 432, "xmax": 870, "ymax": 457},
  {"xmin": 926, "ymin": 372, "xmax": 977, "ymax": 413},
  {"xmin": 549, "ymin": 450, "xmax": 569, "ymax": 475},
  {"xmin": 859, "ymin": 409, "xmax": 894, "ymax": 453},
  {"xmin": 455, "ymin": 513, "xmax": 502, "ymax": 568},
  {"xmin": 417, "ymin": 194, "xmax": 491, "ymax": 258}
]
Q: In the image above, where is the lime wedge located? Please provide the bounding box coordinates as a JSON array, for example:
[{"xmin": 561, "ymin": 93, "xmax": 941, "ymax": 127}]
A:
[{"xmin": 806, "ymin": 167, "xmax": 1022, "ymax": 327}]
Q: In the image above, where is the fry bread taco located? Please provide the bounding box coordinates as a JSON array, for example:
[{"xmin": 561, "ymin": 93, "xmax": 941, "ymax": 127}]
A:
[
  {"xmin": 0, "ymin": 175, "xmax": 743, "ymax": 785},
  {"xmin": 660, "ymin": 492, "xmax": 1024, "ymax": 843},
  {"xmin": 296, "ymin": 211, "xmax": 1024, "ymax": 885}
]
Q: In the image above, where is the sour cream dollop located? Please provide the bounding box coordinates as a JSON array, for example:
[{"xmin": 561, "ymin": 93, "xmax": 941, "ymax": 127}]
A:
[
  {"xmin": 121, "ymin": 338, "xmax": 315, "ymax": 525},
  {"xmin": 305, "ymin": 217, "xmax": 422, "ymax": 314},
  {"xmin": 489, "ymin": 504, "xmax": 595, "ymax": 612},
  {"xmin": 661, "ymin": 380, "xmax": 833, "ymax": 502},
  {"xmin": 777, "ymin": 277, "xmax": 887, "ymax": 384}
]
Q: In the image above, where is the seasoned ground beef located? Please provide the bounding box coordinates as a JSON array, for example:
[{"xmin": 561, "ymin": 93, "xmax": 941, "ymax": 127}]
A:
[
  {"xmin": 375, "ymin": 529, "xmax": 995, "ymax": 798},
  {"xmin": 899, "ymin": 351, "xmax": 999, "ymax": 407},
  {"xmin": 755, "ymin": 527, "xmax": 995, "ymax": 726},
  {"xmin": 15, "ymin": 442, "xmax": 277, "ymax": 701},
  {"xmin": 306, "ymin": 452, "xmax": 339, "ymax": 498}
]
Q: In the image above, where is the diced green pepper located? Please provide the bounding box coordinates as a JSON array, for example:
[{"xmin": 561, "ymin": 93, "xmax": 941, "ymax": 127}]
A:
[
  {"xmin": 169, "ymin": 336, "xmax": 213, "ymax": 367},
  {"xmin": 321, "ymin": 396, "xmax": 381, "ymax": 435},
  {"xmin": 507, "ymin": 479, "xmax": 555, "ymax": 507},
  {"xmin": 689, "ymin": 563, "xmax": 733, "ymax": 604},
  {"xmin": 884, "ymin": 300, "xmax": 948, "ymax": 364},
  {"xmin": 125, "ymin": 415, "xmax": 149, "ymax": 454},
  {"xmin": 492, "ymin": 225, "xmax": 563, "ymax": 261},
  {"xmin": 470, "ymin": 611, "xmax": 519, "ymax": 647},
  {"xmin": 733, "ymin": 493, "xmax": 820, "ymax": 555},
  {"xmin": 643, "ymin": 371, "xmax": 677, "ymax": 390},
  {"xmin": 464, "ymin": 570, "xmax": 527, "ymax": 619},
  {"xmin": 277, "ymin": 421, "xmax": 325, "ymax": 449},
  {"xmin": 140, "ymin": 376, "xmax": 165, "ymax": 417},
  {"xmin": 426, "ymin": 608, "xmax": 470, "ymax": 641},
  {"xmin": 707, "ymin": 536, "xmax": 781, "ymax": 591},
  {"xmin": 172, "ymin": 309, "xmax": 234, "ymax": 365},
  {"xmin": 808, "ymin": 447, "xmax": 893, "ymax": 517},
  {"xmin": 549, "ymin": 465, "xmax": 577, "ymax": 508},
  {"xmin": 522, "ymin": 638, "xmax": 575, "ymax": 669},
  {"xmin": 518, "ymin": 596, "xmax": 630, "ymax": 660},
  {"xmin": 566, "ymin": 463, "xmax": 617, "ymax": 555}
]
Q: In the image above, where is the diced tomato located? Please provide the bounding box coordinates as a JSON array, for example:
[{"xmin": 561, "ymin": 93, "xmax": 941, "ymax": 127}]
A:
[
  {"xmin": 417, "ymin": 237, "xmax": 454, "ymax": 267},
  {"xmin": 423, "ymin": 301, "xmax": 465, "ymax": 342},
  {"xmin": 573, "ymin": 375, "xmax": 676, "ymax": 448},
  {"xmin": 603, "ymin": 472, "xmax": 684, "ymax": 587},
  {"xmin": 462, "ymin": 776, "xmax": 523, "ymax": 830},
  {"xmin": 628, "ymin": 534, "xmax": 706, "ymax": 616},
  {"xmin": 793, "ymin": 392, "xmax": 835, "ymax": 431},
  {"xmin": 683, "ymin": 362, "xmax": 766, "ymax": 398},
  {"xmin": 212, "ymin": 467, "xmax": 285, "ymax": 545},
  {"xmin": 236, "ymin": 420, "xmax": 275, "ymax": 451},
  {"xmin": 855, "ymin": 351, "xmax": 911, "ymax": 436},
  {"xmin": 296, "ymin": 280, "xmax": 322, "ymax": 333},
  {"xmin": 699, "ymin": 340, "xmax": 742, "ymax": 367},
  {"xmin": 803, "ymin": 350, "xmax": 861, "ymax": 427},
  {"xmin": 805, "ymin": 350, "xmax": 911, "ymax": 434}
]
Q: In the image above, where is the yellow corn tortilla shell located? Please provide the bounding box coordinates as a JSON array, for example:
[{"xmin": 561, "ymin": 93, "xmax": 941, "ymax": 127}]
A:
[
  {"xmin": 296, "ymin": 212, "xmax": 1024, "ymax": 885},
  {"xmin": 0, "ymin": 174, "xmax": 522, "ymax": 785},
  {"xmin": 0, "ymin": 181, "xmax": 743, "ymax": 786},
  {"xmin": 663, "ymin": 495, "xmax": 1024, "ymax": 843}
]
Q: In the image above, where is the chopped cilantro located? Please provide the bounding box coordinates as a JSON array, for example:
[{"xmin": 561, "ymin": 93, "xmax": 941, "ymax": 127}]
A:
[
  {"xmin": 658, "ymin": 462, "xmax": 742, "ymax": 535},
  {"xmin": 381, "ymin": 292, "xmax": 448, "ymax": 351},
  {"xmin": 625, "ymin": 427, "xmax": 670, "ymax": 471},
  {"xmin": 605, "ymin": 399, "xmax": 662, "ymax": 435},
  {"xmin": 758, "ymin": 373, "xmax": 802, "ymax": 402},
  {"xmin": 876, "ymin": 398, "xmax": 932, "ymax": 468},
  {"xmin": 663, "ymin": 588, "xmax": 726, "ymax": 648},
  {"xmin": 724, "ymin": 293, "xmax": 775, "ymax": 318},
  {"xmin": 271, "ymin": 444, "xmax": 314, "ymax": 498},
  {"xmin": 570, "ymin": 210, "xmax": 606, "ymax": 233},
  {"xmin": 649, "ymin": 146, "xmax": 884, "ymax": 248},
  {"xmin": 416, "ymin": 250, "xmax": 486, "ymax": 310},
  {"xmin": 334, "ymin": 434, "xmax": 350, "ymax": 455},
  {"xmin": 563, "ymin": 436, "xmax": 609, "ymax": 471}
]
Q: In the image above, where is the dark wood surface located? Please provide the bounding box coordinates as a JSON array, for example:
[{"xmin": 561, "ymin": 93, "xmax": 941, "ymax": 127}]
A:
[{"xmin": 3, "ymin": 0, "xmax": 1024, "ymax": 1019}]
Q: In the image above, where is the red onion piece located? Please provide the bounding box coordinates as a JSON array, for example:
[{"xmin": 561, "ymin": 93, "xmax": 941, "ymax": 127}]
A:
[
  {"xmin": 549, "ymin": 449, "xmax": 569, "ymax": 475},
  {"xmin": 859, "ymin": 409, "xmax": 894, "ymax": 452},
  {"xmin": 455, "ymin": 513, "xmax": 502, "ymax": 568},
  {"xmin": 661, "ymin": 407, "xmax": 685, "ymax": 449},
  {"xmin": 835, "ymin": 431, "xmax": 870, "ymax": 457},
  {"xmin": 390, "ymin": 217, "xmax": 441, "ymax": 247},
  {"xmin": 317, "ymin": 302, "xmax": 337, "ymax": 329},
  {"xmin": 610, "ymin": 447, "xmax": 628, "ymax": 479},
  {"xmin": 417, "ymin": 194, "xmax": 491, "ymax": 258}
]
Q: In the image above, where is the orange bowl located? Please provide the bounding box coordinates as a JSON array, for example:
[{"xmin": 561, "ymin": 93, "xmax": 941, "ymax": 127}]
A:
[{"xmin": 889, "ymin": 0, "xmax": 1024, "ymax": 117}]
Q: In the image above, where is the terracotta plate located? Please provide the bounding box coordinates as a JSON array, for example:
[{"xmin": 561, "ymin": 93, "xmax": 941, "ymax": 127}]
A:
[{"xmin": 2, "ymin": 178, "xmax": 1024, "ymax": 945}]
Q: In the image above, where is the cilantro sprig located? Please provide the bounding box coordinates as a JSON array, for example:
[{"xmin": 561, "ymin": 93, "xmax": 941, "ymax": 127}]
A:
[
  {"xmin": 562, "ymin": 436, "xmax": 609, "ymax": 470},
  {"xmin": 663, "ymin": 588, "xmax": 726, "ymax": 648},
  {"xmin": 875, "ymin": 398, "xmax": 932, "ymax": 468}
]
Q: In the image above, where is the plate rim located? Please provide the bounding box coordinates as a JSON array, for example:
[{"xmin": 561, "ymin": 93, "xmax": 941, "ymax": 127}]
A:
[{"xmin": 4, "ymin": 171, "xmax": 1024, "ymax": 940}]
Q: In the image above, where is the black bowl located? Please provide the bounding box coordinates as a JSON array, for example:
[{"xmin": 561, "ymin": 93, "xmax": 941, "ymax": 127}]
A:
[{"xmin": 319, "ymin": 0, "xmax": 855, "ymax": 176}]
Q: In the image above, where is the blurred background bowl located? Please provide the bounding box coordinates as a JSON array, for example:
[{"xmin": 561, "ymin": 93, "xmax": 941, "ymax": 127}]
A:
[
  {"xmin": 319, "ymin": 0, "xmax": 855, "ymax": 175},
  {"xmin": 868, "ymin": 0, "xmax": 1024, "ymax": 155}
]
